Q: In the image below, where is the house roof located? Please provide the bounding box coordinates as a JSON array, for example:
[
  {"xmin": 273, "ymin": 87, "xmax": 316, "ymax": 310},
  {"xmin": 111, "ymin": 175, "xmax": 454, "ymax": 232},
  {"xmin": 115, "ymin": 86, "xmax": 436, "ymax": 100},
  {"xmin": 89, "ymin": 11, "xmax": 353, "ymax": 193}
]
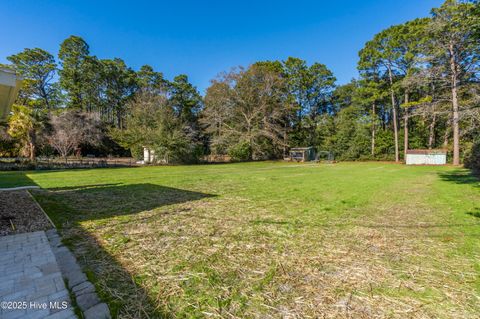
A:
[
  {"xmin": 0, "ymin": 69, "xmax": 22, "ymax": 121},
  {"xmin": 406, "ymin": 149, "xmax": 447, "ymax": 155}
]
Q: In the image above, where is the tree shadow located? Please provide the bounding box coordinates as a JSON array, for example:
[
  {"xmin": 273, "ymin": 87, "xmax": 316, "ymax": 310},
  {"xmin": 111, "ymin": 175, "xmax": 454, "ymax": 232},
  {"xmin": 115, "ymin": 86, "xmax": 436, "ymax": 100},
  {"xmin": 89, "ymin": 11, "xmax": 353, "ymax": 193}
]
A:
[
  {"xmin": 467, "ymin": 208, "xmax": 480, "ymax": 219},
  {"xmin": 0, "ymin": 170, "xmax": 39, "ymax": 188},
  {"xmin": 46, "ymin": 183, "xmax": 214, "ymax": 223},
  {"xmin": 437, "ymin": 170, "xmax": 480, "ymax": 188},
  {"xmin": 437, "ymin": 170, "xmax": 480, "ymax": 220}
]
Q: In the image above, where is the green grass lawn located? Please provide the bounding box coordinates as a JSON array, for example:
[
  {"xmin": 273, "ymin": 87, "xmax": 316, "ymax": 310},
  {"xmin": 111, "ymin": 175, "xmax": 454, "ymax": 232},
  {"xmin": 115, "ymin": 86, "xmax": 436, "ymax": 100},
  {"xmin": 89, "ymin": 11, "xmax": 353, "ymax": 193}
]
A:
[{"xmin": 1, "ymin": 162, "xmax": 479, "ymax": 318}]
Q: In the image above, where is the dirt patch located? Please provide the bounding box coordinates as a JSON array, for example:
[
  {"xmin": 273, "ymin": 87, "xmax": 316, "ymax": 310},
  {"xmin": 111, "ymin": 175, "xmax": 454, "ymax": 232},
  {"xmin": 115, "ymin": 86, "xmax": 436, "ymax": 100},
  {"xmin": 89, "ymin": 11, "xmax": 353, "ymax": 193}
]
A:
[{"xmin": 0, "ymin": 190, "xmax": 53, "ymax": 236}]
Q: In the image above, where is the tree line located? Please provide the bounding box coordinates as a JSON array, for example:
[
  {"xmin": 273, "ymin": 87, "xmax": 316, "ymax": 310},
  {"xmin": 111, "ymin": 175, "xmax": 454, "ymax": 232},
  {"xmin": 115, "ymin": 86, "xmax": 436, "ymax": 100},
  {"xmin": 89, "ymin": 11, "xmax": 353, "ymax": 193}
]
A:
[{"xmin": 1, "ymin": 0, "xmax": 479, "ymax": 168}]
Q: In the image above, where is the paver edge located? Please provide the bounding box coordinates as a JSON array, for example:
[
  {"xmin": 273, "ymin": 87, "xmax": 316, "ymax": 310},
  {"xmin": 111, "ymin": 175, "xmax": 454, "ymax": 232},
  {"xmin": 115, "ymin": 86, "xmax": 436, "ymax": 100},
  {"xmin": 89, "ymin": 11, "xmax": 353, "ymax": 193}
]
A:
[
  {"xmin": 46, "ymin": 230, "xmax": 111, "ymax": 319},
  {"xmin": 25, "ymin": 190, "xmax": 56, "ymax": 229}
]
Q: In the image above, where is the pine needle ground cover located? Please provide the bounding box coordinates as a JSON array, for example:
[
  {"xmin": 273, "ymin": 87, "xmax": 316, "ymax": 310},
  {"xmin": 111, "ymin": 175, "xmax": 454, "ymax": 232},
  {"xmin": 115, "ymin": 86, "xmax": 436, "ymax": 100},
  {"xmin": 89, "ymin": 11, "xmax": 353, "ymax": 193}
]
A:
[{"xmin": 1, "ymin": 162, "xmax": 479, "ymax": 318}]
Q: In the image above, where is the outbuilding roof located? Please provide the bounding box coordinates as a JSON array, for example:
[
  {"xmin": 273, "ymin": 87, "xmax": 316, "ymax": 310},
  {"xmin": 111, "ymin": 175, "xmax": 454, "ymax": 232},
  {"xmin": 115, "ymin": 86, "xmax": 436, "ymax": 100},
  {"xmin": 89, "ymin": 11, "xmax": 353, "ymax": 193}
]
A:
[
  {"xmin": 405, "ymin": 149, "xmax": 447, "ymax": 155},
  {"xmin": 290, "ymin": 147, "xmax": 314, "ymax": 151}
]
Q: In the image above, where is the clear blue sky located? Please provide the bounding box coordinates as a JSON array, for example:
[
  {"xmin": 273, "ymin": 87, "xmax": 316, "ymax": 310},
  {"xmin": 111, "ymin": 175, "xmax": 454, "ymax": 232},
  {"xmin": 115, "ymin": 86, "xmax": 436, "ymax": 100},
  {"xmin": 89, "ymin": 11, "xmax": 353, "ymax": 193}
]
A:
[{"xmin": 1, "ymin": 0, "xmax": 443, "ymax": 94}]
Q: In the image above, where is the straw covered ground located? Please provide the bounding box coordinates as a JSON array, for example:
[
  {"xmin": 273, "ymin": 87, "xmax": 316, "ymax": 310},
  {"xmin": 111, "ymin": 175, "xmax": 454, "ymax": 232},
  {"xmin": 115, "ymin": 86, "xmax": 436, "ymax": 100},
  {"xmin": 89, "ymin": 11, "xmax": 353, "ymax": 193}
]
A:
[{"xmin": 1, "ymin": 162, "xmax": 479, "ymax": 318}]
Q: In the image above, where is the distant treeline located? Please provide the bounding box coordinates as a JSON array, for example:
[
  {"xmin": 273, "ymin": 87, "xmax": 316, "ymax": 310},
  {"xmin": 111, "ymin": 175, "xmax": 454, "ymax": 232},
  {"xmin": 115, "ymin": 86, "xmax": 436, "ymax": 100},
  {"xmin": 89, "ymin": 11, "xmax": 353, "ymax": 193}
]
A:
[{"xmin": 1, "ymin": 0, "xmax": 479, "ymax": 168}]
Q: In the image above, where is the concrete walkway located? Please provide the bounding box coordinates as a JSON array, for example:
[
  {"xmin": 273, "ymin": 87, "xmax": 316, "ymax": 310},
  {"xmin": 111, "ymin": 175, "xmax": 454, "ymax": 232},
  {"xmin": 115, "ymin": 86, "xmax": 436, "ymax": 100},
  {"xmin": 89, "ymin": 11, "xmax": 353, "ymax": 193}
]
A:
[{"xmin": 0, "ymin": 231, "xmax": 77, "ymax": 319}]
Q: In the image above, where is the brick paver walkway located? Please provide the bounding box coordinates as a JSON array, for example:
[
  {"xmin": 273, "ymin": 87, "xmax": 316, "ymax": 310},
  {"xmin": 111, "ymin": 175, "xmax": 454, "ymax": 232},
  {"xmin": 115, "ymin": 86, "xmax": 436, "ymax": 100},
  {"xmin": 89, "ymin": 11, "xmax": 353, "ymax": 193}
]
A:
[{"xmin": 0, "ymin": 231, "xmax": 77, "ymax": 319}]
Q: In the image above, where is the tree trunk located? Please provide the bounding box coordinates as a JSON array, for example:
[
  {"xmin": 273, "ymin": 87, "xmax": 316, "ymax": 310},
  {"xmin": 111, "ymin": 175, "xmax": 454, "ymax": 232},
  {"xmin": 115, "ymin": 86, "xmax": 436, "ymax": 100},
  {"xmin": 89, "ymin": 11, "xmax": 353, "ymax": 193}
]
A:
[
  {"xmin": 28, "ymin": 129, "xmax": 36, "ymax": 162},
  {"xmin": 443, "ymin": 123, "xmax": 450, "ymax": 149},
  {"xmin": 428, "ymin": 110, "xmax": 436, "ymax": 149},
  {"xmin": 388, "ymin": 66, "xmax": 399, "ymax": 162},
  {"xmin": 449, "ymin": 43, "xmax": 460, "ymax": 165},
  {"xmin": 371, "ymin": 102, "xmax": 376, "ymax": 157},
  {"xmin": 29, "ymin": 142, "xmax": 35, "ymax": 162},
  {"xmin": 116, "ymin": 109, "xmax": 123, "ymax": 129},
  {"xmin": 41, "ymin": 87, "xmax": 50, "ymax": 111},
  {"xmin": 247, "ymin": 119, "xmax": 253, "ymax": 160},
  {"xmin": 404, "ymin": 92, "xmax": 409, "ymax": 159}
]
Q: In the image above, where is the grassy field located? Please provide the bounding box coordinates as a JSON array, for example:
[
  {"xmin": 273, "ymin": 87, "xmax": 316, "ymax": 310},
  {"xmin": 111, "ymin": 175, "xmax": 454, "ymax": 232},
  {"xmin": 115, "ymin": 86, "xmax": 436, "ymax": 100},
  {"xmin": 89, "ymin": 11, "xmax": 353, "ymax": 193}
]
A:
[{"xmin": 1, "ymin": 162, "xmax": 479, "ymax": 318}]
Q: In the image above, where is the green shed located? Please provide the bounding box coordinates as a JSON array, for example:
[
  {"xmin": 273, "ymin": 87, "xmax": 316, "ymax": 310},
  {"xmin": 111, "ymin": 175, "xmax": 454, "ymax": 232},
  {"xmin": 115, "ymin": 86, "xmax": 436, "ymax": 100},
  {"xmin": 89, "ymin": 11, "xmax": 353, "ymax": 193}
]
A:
[{"xmin": 289, "ymin": 147, "xmax": 316, "ymax": 162}]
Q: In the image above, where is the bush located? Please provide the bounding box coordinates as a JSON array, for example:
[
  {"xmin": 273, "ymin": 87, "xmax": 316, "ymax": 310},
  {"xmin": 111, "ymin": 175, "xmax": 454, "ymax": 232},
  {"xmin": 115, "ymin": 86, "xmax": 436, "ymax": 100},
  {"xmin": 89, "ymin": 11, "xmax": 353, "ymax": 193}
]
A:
[
  {"xmin": 0, "ymin": 127, "xmax": 18, "ymax": 157},
  {"xmin": 167, "ymin": 143, "xmax": 204, "ymax": 164},
  {"xmin": 465, "ymin": 140, "xmax": 480, "ymax": 173},
  {"xmin": 228, "ymin": 141, "xmax": 252, "ymax": 161}
]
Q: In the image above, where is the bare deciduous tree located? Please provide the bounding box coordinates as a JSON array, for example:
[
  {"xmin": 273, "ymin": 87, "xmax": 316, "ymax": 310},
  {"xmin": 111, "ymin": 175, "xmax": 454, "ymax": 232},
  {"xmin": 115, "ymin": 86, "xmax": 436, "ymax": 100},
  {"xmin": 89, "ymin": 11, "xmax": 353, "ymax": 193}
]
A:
[
  {"xmin": 202, "ymin": 65, "xmax": 292, "ymax": 160},
  {"xmin": 48, "ymin": 111, "xmax": 103, "ymax": 159}
]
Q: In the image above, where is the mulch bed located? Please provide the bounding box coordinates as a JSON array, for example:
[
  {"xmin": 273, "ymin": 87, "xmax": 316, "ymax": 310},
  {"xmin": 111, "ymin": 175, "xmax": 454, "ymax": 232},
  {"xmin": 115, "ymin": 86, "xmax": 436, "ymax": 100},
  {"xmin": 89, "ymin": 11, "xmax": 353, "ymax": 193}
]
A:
[{"xmin": 0, "ymin": 190, "xmax": 53, "ymax": 236}]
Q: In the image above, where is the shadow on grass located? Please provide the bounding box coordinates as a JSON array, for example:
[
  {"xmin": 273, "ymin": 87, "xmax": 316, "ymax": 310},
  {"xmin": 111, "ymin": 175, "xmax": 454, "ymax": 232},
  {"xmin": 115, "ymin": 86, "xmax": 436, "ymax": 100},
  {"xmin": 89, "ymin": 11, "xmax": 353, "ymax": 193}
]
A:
[
  {"xmin": 438, "ymin": 169, "xmax": 480, "ymax": 187},
  {"xmin": 438, "ymin": 169, "xmax": 480, "ymax": 220},
  {"xmin": 0, "ymin": 170, "xmax": 39, "ymax": 188},
  {"xmin": 467, "ymin": 208, "xmax": 480, "ymax": 218},
  {"xmin": 2, "ymin": 171, "xmax": 215, "ymax": 318},
  {"xmin": 41, "ymin": 183, "xmax": 214, "ymax": 224}
]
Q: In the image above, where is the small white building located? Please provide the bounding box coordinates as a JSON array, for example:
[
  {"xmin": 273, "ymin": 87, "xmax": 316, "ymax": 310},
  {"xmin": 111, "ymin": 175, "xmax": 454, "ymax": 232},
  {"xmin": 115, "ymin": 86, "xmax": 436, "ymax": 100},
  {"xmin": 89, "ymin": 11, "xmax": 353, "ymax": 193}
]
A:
[
  {"xmin": 405, "ymin": 149, "xmax": 447, "ymax": 165},
  {"xmin": 143, "ymin": 147, "xmax": 156, "ymax": 164}
]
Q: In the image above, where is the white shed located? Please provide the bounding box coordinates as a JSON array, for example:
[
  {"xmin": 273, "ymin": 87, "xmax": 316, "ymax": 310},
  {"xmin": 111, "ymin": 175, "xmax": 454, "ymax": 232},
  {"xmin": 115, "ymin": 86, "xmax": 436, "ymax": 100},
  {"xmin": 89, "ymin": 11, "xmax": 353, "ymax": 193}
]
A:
[
  {"xmin": 143, "ymin": 147, "xmax": 156, "ymax": 164},
  {"xmin": 405, "ymin": 149, "xmax": 447, "ymax": 165}
]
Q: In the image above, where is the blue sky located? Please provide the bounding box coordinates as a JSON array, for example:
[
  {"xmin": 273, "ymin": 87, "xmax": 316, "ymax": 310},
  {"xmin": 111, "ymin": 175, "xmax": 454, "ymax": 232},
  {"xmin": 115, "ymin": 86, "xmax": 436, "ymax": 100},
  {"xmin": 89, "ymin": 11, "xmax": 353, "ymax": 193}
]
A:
[{"xmin": 1, "ymin": 0, "xmax": 442, "ymax": 94}]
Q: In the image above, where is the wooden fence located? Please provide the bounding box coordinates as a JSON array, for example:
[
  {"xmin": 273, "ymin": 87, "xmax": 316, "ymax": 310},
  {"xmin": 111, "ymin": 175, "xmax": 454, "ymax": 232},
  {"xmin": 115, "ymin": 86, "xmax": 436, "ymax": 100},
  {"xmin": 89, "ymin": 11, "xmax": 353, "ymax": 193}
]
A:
[{"xmin": 201, "ymin": 155, "xmax": 232, "ymax": 163}]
